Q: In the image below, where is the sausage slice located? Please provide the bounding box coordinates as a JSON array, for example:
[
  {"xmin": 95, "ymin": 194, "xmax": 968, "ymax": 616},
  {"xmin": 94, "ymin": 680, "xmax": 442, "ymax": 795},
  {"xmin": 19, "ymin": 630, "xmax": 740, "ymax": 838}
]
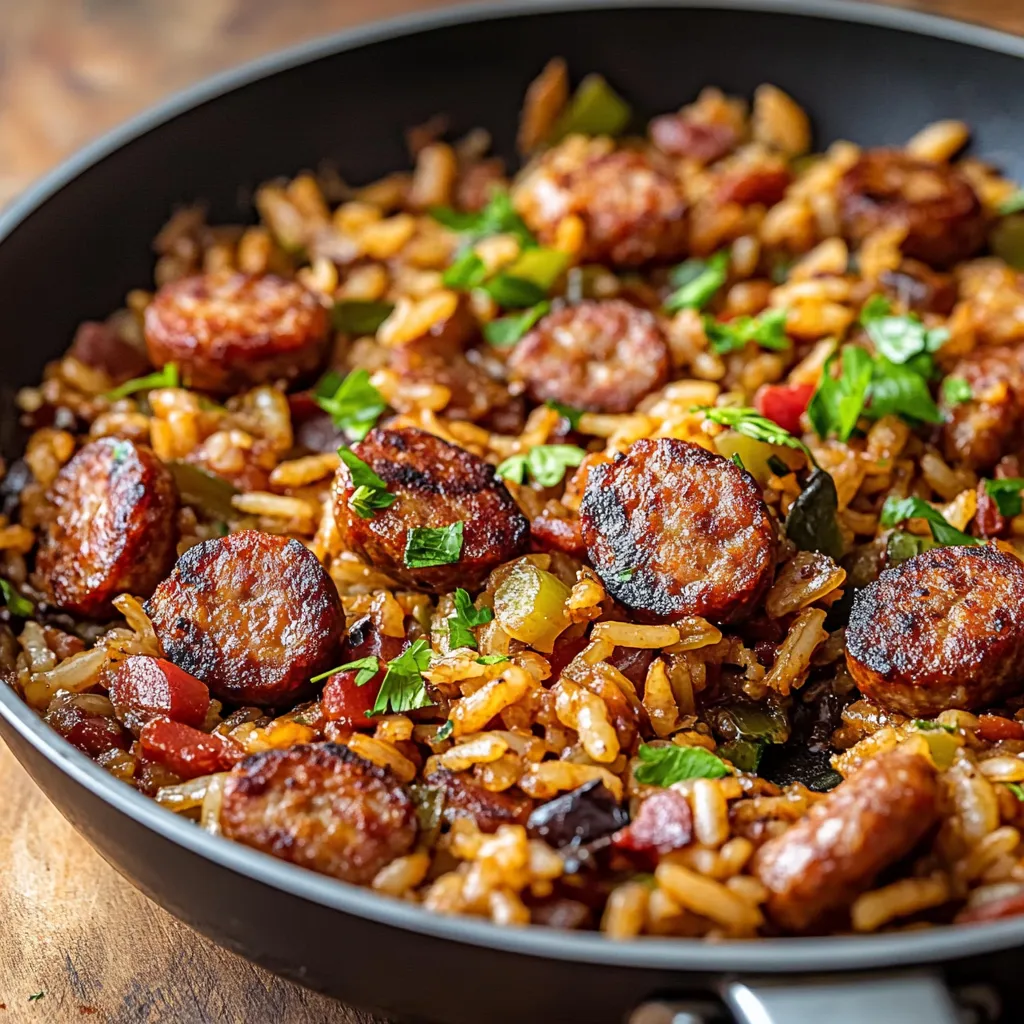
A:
[
  {"xmin": 514, "ymin": 143, "xmax": 688, "ymax": 266},
  {"xmin": 580, "ymin": 438, "xmax": 777, "ymax": 623},
  {"xmin": 146, "ymin": 530, "xmax": 344, "ymax": 707},
  {"xmin": 333, "ymin": 427, "xmax": 529, "ymax": 591},
  {"xmin": 36, "ymin": 438, "xmax": 179, "ymax": 618},
  {"xmin": 753, "ymin": 747, "xmax": 939, "ymax": 931},
  {"xmin": 838, "ymin": 149, "xmax": 986, "ymax": 268},
  {"xmin": 220, "ymin": 743, "xmax": 417, "ymax": 884},
  {"xmin": 144, "ymin": 272, "xmax": 329, "ymax": 393},
  {"xmin": 508, "ymin": 299, "xmax": 670, "ymax": 414},
  {"xmin": 845, "ymin": 545, "xmax": 1024, "ymax": 716}
]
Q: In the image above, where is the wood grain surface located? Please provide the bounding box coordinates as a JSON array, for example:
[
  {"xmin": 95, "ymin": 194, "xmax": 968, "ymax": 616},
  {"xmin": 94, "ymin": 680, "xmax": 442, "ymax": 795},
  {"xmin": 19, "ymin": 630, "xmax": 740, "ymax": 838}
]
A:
[{"xmin": 0, "ymin": 1, "xmax": 1020, "ymax": 1021}]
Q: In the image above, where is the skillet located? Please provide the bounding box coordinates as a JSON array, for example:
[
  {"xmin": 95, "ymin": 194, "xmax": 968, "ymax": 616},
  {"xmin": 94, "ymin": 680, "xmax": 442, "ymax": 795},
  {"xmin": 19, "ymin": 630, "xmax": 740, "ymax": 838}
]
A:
[{"xmin": 2, "ymin": 2, "xmax": 1024, "ymax": 1020}]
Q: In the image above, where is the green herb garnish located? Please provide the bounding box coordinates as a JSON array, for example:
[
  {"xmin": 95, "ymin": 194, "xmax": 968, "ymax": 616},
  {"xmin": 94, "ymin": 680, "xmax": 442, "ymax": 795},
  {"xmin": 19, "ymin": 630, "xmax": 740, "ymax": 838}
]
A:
[
  {"xmin": 496, "ymin": 444, "xmax": 587, "ymax": 488},
  {"xmin": 0, "ymin": 579, "xmax": 33, "ymax": 618},
  {"xmin": 331, "ymin": 299, "xmax": 395, "ymax": 335},
  {"xmin": 447, "ymin": 588, "xmax": 494, "ymax": 650},
  {"xmin": 106, "ymin": 362, "xmax": 179, "ymax": 400},
  {"xmin": 730, "ymin": 452, "xmax": 746, "ymax": 471},
  {"xmin": 664, "ymin": 251, "xmax": 729, "ymax": 312},
  {"xmin": 999, "ymin": 191, "xmax": 1024, "ymax": 216},
  {"xmin": 338, "ymin": 448, "xmax": 396, "ymax": 520},
  {"xmin": 482, "ymin": 274, "xmax": 547, "ymax": 309},
  {"xmin": 1007, "ymin": 782, "xmax": 1024, "ymax": 801},
  {"xmin": 404, "ymin": 522, "xmax": 464, "ymax": 568},
  {"xmin": 477, "ymin": 654, "xmax": 510, "ymax": 665},
  {"xmin": 371, "ymin": 638, "xmax": 434, "ymax": 715},
  {"xmin": 704, "ymin": 308, "xmax": 790, "ymax": 355},
  {"xmin": 879, "ymin": 494, "xmax": 981, "ymax": 548},
  {"xmin": 941, "ymin": 375, "xmax": 973, "ymax": 406},
  {"xmin": 696, "ymin": 406, "xmax": 815, "ymax": 465},
  {"xmin": 545, "ymin": 400, "xmax": 583, "ymax": 431},
  {"xmin": 483, "ymin": 301, "xmax": 550, "ymax": 347},
  {"xmin": 442, "ymin": 249, "xmax": 489, "ymax": 289},
  {"xmin": 316, "ymin": 369, "xmax": 387, "ymax": 441},
  {"xmin": 27, "ymin": 992, "xmax": 44, "ymax": 1003},
  {"xmin": 633, "ymin": 744, "xmax": 729, "ymax": 786},
  {"xmin": 549, "ymin": 74, "xmax": 632, "ymax": 142},
  {"xmin": 435, "ymin": 720, "xmax": 454, "ymax": 742},
  {"xmin": 431, "ymin": 191, "xmax": 535, "ymax": 248},
  {"xmin": 911, "ymin": 719, "xmax": 956, "ymax": 733},
  {"xmin": 859, "ymin": 295, "xmax": 948, "ymax": 364},
  {"xmin": 311, "ymin": 655, "xmax": 380, "ymax": 686},
  {"xmin": 984, "ymin": 477, "xmax": 1024, "ymax": 518},
  {"xmin": 886, "ymin": 530, "xmax": 936, "ymax": 566}
]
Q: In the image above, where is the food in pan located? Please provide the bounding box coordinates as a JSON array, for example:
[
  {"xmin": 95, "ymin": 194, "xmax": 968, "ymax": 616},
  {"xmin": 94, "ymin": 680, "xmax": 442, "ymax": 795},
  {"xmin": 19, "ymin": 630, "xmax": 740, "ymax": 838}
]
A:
[{"xmin": 8, "ymin": 60, "xmax": 1024, "ymax": 939}]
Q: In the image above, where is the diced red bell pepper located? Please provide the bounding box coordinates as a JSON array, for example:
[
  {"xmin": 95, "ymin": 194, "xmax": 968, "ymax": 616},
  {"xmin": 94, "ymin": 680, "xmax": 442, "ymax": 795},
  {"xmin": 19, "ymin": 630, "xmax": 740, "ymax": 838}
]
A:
[
  {"xmin": 754, "ymin": 382, "xmax": 816, "ymax": 436},
  {"xmin": 976, "ymin": 714, "xmax": 1024, "ymax": 743},
  {"xmin": 139, "ymin": 716, "xmax": 243, "ymax": 779},
  {"xmin": 613, "ymin": 789, "xmax": 693, "ymax": 856},
  {"xmin": 956, "ymin": 890, "xmax": 1024, "ymax": 924},
  {"xmin": 110, "ymin": 656, "xmax": 211, "ymax": 728}
]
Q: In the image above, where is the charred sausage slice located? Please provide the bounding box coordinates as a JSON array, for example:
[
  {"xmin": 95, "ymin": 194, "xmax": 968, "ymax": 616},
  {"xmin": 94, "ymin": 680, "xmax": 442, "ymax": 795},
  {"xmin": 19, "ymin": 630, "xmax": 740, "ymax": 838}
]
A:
[
  {"xmin": 579, "ymin": 438, "xmax": 777, "ymax": 623},
  {"xmin": 36, "ymin": 438, "xmax": 179, "ymax": 618},
  {"xmin": 425, "ymin": 768, "xmax": 534, "ymax": 833},
  {"xmin": 220, "ymin": 743, "xmax": 417, "ymax": 884},
  {"xmin": 845, "ymin": 545, "xmax": 1024, "ymax": 716},
  {"xmin": 508, "ymin": 299, "xmax": 670, "ymax": 414},
  {"xmin": 146, "ymin": 530, "xmax": 344, "ymax": 707},
  {"xmin": 333, "ymin": 426, "xmax": 529, "ymax": 591},
  {"xmin": 753, "ymin": 747, "xmax": 939, "ymax": 931},
  {"xmin": 144, "ymin": 272, "xmax": 330, "ymax": 393},
  {"xmin": 838, "ymin": 149, "xmax": 986, "ymax": 268},
  {"xmin": 514, "ymin": 143, "xmax": 689, "ymax": 266}
]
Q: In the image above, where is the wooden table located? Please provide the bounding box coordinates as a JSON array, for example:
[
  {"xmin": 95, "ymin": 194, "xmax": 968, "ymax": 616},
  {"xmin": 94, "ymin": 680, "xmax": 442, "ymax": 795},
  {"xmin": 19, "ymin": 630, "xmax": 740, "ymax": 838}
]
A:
[{"xmin": 0, "ymin": 0, "xmax": 1020, "ymax": 1020}]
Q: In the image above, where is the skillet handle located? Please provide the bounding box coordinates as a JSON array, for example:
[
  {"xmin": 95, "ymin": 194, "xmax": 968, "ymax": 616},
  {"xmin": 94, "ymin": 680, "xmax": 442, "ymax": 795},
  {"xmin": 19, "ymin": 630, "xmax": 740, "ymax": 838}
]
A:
[{"xmin": 719, "ymin": 971, "xmax": 962, "ymax": 1024}]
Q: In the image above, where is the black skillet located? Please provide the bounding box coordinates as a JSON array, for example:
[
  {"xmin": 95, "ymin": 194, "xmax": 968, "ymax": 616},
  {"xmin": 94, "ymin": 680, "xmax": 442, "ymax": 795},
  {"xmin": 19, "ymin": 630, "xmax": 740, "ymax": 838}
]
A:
[{"xmin": 2, "ymin": 3, "xmax": 1024, "ymax": 1021}]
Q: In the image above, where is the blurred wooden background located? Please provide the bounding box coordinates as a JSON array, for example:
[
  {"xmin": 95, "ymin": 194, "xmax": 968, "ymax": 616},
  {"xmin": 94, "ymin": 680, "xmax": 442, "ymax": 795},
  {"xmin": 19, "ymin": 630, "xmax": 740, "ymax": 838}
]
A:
[{"xmin": 0, "ymin": 0, "xmax": 1021, "ymax": 1022}]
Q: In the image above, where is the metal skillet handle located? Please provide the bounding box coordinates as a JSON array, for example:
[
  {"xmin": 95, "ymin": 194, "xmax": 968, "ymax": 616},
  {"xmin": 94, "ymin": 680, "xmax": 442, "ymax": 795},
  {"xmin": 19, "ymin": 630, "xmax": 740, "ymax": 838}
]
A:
[{"xmin": 719, "ymin": 972, "xmax": 962, "ymax": 1024}]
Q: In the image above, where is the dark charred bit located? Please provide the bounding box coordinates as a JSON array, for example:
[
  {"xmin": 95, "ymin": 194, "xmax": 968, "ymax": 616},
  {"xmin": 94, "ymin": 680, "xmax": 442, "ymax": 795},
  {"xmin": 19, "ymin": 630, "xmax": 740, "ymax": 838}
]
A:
[
  {"xmin": 527, "ymin": 780, "xmax": 629, "ymax": 871},
  {"xmin": 426, "ymin": 768, "xmax": 534, "ymax": 833}
]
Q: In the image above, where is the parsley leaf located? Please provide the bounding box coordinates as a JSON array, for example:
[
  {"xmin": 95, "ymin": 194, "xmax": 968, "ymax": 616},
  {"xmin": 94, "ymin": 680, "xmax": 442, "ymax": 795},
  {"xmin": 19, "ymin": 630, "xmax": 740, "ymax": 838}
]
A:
[
  {"xmin": 430, "ymin": 191, "xmax": 535, "ymax": 248},
  {"xmin": 106, "ymin": 362, "xmax": 179, "ymax": 400},
  {"xmin": 331, "ymin": 300, "xmax": 395, "ymax": 335},
  {"xmin": 496, "ymin": 444, "xmax": 587, "ymax": 487},
  {"xmin": 27, "ymin": 992, "xmax": 44, "ymax": 1003},
  {"xmin": 1007, "ymin": 782, "xmax": 1024, "ymax": 801},
  {"xmin": 984, "ymin": 477, "xmax": 1024, "ymax": 518},
  {"xmin": 477, "ymin": 654, "xmax": 509, "ymax": 665},
  {"xmin": 879, "ymin": 494, "xmax": 981, "ymax": 548},
  {"xmin": 704, "ymin": 308, "xmax": 790, "ymax": 355},
  {"xmin": 483, "ymin": 301, "xmax": 550, "ymax": 347},
  {"xmin": 886, "ymin": 530, "xmax": 936, "ymax": 566},
  {"xmin": 545, "ymin": 400, "xmax": 583, "ymax": 431},
  {"xmin": 633, "ymin": 744, "xmax": 729, "ymax": 786},
  {"xmin": 999, "ymin": 191, "xmax": 1024, "ymax": 216},
  {"xmin": 482, "ymin": 274, "xmax": 547, "ymax": 309},
  {"xmin": 941, "ymin": 375, "xmax": 972, "ymax": 405},
  {"xmin": 696, "ymin": 406, "xmax": 815, "ymax": 465},
  {"xmin": 338, "ymin": 448, "xmax": 396, "ymax": 519},
  {"xmin": 730, "ymin": 452, "xmax": 746, "ymax": 471},
  {"xmin": 371, "ymin": 638, "xmax": 434, "ymax": 715},
  {"xmin": 311, "ymin": 655, "xmax": 380, "ymax": 685},
  {"xmin": 442, "ymin": 249, "xmax": 489, "ymax": 289},
  {"xmin": 447, "ymin": 588, "xmax": 494, "ymax": 650},
  {"xmin": 911, "ymin": 719, "xmax": 956, "ymax": 733},
  {"xmin": 404, "ymin": 522, "xmax": 464, "ymax": 568},
  {"xmin": 808, "ymin": 346, "xmax": 873, "ymax": 442},
  {"xmin": 860, "ymin": 295, "xmax": 948, "ymax": 364},
  {"xmin": 0, "ymin": 579, "xmax": 33, "ymax": 618},
  {"xmin": 315, "ymin": 369, "xmax": 387, "ymax": 441},
  {"xmin": 664, "ymin": 251, "xmax": 729, "ymax": 312},
  {"xmin": 435, "ymin": 720, "xmax": 454, "ymax": 741},
  {"xmin": 866, "ymin": 356, "xmax": 943, "ymax": 425}
]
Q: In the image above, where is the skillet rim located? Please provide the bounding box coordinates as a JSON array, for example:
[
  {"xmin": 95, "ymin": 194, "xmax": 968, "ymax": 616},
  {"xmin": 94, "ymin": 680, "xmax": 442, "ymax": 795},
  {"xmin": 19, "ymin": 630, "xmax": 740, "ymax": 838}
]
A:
[{"xmin": 3, "ymin": 0, "xmax": 1024, "ymax": 973}]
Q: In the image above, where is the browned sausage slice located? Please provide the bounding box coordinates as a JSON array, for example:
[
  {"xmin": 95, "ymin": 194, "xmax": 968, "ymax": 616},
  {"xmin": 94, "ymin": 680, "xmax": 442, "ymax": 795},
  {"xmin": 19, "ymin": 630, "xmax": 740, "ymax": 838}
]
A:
[
  {"xmin": 753, "ymin": 747, "xmax": 939, "ymax": 931},
  {"xmin": 36, "ymin": 438, "xmax": 179, "ymax": 618},
  {"xmin": 838, "ymin": 149, "xmax": 986, "ymax": 268},
  {"xmin": 145, "ymin": 530, "xmax": 344, "ymax": 707},
  {"xmin": 579, "ymin": 438, "xmax": 777, "ymax": 623},
  {"xmin": 514, "ymin": 143, "xmax": 688, "ymax": 266},
  {"xmin": 333, "ymin": 427, "xmax": 529, "ymax": 591},
  {"xmin": 220, "ymin": 743, "xmax": 416, "ymax": 884},
  {"xmin": 845, "ymin": 545, "xmax": 1024, "ymax": 716},
  {"xmin": 425, "ymin": 768, "xmax": 534, "ymax": 833},
  {"xmin": 508, "ymin": 299, "xmax": 670, "ymax": 414},
  {"xmin": 144, "ymin": 272, "xmax": 330, "ymax": 393}
]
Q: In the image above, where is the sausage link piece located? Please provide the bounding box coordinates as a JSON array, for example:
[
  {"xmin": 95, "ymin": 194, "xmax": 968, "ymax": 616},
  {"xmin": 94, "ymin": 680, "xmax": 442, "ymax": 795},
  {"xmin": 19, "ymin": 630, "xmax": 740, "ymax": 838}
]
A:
[
  {"xmin": 146, "ymin": 530, "xmax": 344, "ymax": 707},
  {"xmin": 333, "ymin": 427, "xmax": 529, "ymax": 591},
  {"xmin": 753, "ymin": 747, "xmax": 939, "ymax": 932},
  {"xmin": 845, "ymin": 545, "xmax": 1024, "ymax": 716},
  {"xmin": 508, "ymin": 299, "xmax": 670, "ymax": 414},
  {"xmin": 579, "ymin": 438, "xmax": 777, "ymax": 623},
  {"xmin": 144, "ymin": 272, "xmax": 330, "ymax": 393},
  {"xmin": 513, "ymin": 140, "xmax": 688, "ymax": 266},
  {"xmin": 221, "ymin": 743, "xmax": 416, "ymax": 884},
  {"xmin": 36, "ymin": 438, "xmax": 179, "ymax": 618},
  {"xmin": 838, "ymin": 149, "xmax": 986, "ymax": 268}
]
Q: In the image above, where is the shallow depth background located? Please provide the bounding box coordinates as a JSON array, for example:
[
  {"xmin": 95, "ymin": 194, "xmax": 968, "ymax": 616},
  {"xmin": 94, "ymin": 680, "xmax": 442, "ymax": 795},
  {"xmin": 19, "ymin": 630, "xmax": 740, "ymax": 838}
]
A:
[{"xmin": 0, "ymin": 0, "xmax": 1021, "ymax": 1021}]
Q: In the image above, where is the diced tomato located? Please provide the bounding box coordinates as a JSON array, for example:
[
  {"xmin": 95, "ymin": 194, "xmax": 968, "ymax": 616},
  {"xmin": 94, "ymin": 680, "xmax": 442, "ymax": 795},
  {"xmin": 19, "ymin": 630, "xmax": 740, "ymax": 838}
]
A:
[
  {"xmin": 139, "ymin": 716, "xmax": 243, "ymax": 779},
  {"xmin": 956, "ymin": 890, "xmax": 1024, "ymax": 924},
  {"xmin": 977, "ymin": 714, "xmax": 1024, "ymax": 743},
  {"xmin": 44, "ymin": 698, "xmax": 130, "ymax": 758},
  {"xmin": 754, "ymin": 382, "xmax": 815, "ymax": 436},
  {"xmin": 613, "ymin": 789, "xmax": 693, "ymax": 856},
  {"xmin": 110, "ymin": 655, "xmax": 211, "ymax": 728}
]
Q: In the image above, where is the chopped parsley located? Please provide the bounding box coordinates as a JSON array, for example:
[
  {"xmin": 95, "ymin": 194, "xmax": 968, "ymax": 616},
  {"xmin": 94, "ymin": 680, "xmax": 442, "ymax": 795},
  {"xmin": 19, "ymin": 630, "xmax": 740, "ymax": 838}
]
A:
[
  {"xmin": 315, "ymin": 369, "xmax": 387, "ymax": 441},
  {"xmin": 435, "ymin": 720, "xmax": 454, "ymax": 742},
  {"xmin": 28, "ymin": 992, "xmax": 44, "ymax": 1003},
  {"xmin": 886, "ymin": 530, "xmax": 936, "ymax": 566},
  {"xmin": 482, "ymin": 273, "xmax": 547, "ymax": 309},
  {"xmin": 331, "ymin": 299, "xmax": 395, "ymax": 335},
  {"xmin": 999, "ymin": 191, "xmax": 1024, "ymax": 216},
  {"xmin": 430, "ymin": 191, "xmax": 535, "ymax": 248},
  {"xmin": 447, "ymin": 588, "xmax": 494, "ymax": 650},
  {"xmin": 664, "ymin": 251, "xmax": 729, "ymax": 312},
  {"xmin": 483, "ymin": 301, "xmax": 550, "ymax": 347},
  {"xmin": 371, "ymin": 638, "xmax": 434, "ymax": 715},
  {"xmin": 546, "ymin": 400, "xmax": 584, "ymax": 431},
  {"xmin": 879, "ymin": 494, "xmax": 981, "ymax": 548},
  {"xmin": 311, "ymin": 655, "xmax": 380, "ymax": 686},
  {"xmin": 0, "ymin": 579, "xmax": 33, "ymax": 618},
  {"xmin": 730, "ymin": 452, "xmax": 746, "ymax": 471},
  {"xmin": 442, "ymin": 249, "xmax": 489, "ymax": 289},
  {"xmin": 616, "ymin": 567, "xmax": 637, "ymax": 582},
  {"xmin": 633, "ymin": 744, "xmax": 729, "ymax": 787},
  {"xmin": 859, "ymin": 295, "xmax": 948, "ymax": 365},
  {"xmin": 496, "ymin": 444, "xmax": 586, "ymax": 488},
  {"xmin": 1007, "ymin": 782, "xmax": 1024, "ymax": 801},
  {"xmin": 984, "ymin": 477, "xmax": 1024, "ymax": 518},
  {"xmin": 404, "ymin": 522, "xmax": 464, "ymax": 568},
  {"xmin": 106, "ymin": 362, "xmax": 179, "ymax": 400},
  {"xmin": 704, "ymin": 307, "xmax": 790, "ymax": 355},
  {"xmin": 695, "ymin": 405, "xmax": 815, "ymax": 465},
  {"xmin": 911, "ymin": 719, "xmax": 956, "ymax": 733},
  {"xmin": 941, "ymin": 375, "xmax": 973, "ymax": 406},
  {"xmin": 477, "ymin": 654, "xmax": 509, "ymax": 665},
  {"xmin": 338, "ymin": 448, "xmax": 396, "ymax": 519}
]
